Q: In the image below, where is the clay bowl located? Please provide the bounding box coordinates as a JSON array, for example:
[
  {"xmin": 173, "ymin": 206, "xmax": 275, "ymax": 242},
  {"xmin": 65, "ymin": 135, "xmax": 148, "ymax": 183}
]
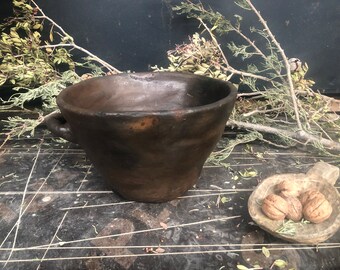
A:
[
  {"xmin": 248, "ymin": 163, "xmax": 340, "ymax": 244},
  {"xmin": 45, "ymin": 72, "xmax": 237, "ymax": 202}
]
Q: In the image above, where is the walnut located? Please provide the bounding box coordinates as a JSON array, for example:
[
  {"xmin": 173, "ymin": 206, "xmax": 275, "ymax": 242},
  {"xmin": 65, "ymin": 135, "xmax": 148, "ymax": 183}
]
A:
[
  {"xmin": 285, "ymin": 196, "xmax": 303, "ymax": 222},
  {"xmin": 303, "ymin": 197, "xmax": 333, "ymax": 223},
  {"xmin": 262, "ymin": 194, "xmax": 288, "ymax": 220},
  {"xmin": 299, "ymin": 190, "xmax": 325, "ymax": 206},
  {"xmin": 276, "ymin": 180, "xmax": 301, "ymax": 198}
]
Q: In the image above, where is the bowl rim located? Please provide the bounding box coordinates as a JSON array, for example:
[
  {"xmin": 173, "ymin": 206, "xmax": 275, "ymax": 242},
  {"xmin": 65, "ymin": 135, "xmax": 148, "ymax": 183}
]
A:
[{"xmin": 56, "ymin": 72, "xmax": 238, "ymax": 117}]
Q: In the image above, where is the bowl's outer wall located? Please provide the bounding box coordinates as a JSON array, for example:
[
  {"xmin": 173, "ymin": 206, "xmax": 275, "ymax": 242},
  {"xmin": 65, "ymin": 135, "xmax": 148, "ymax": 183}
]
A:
[{"xmin": 57, "ymin": 73, "xmax": 237, "ymax": 202}]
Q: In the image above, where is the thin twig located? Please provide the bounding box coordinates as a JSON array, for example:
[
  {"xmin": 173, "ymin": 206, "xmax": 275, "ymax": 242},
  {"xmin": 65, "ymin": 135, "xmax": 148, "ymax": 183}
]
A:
[
  {"xmin": 0, "ymin": 150, "xmax": 67, "ymax": 248},
  {"xmin": 198, "ymin": 18, "xmax": 230, "ymax": 67},
  {"xmin": 227, "ymin": 120, "xmax": 340, "ymax": 151},
  {"xmin": 3, "ymin": 141, "xmax": 42, "ymax": 267},
  {"xmin": 30, "ymin": 0, "xmax": 68, "ymax": 37},
  {"xmin": 76, "ymin": 164, "xmax": 92, "ymax": 191},
  {"xmin": 312, "ymin": 119, "xmax": 333, "ymax": 140},
  {"xmin": 258, "ymin": 137, "xmax": 292, "ymax": 149},
  {"xmin": 221, "ymin": 66, "xmax": 271, "ymax": 82},
  {"xmin": 235, "ymin": 28, "xmax": 267, "ymax": 60},
  {"xmin": 180, "ymin": 192, "xmax": 236, "ymax": 199},
  {"xmin": 60, "ymin": 201, "xmax": 135, "ymax": 211},
  {"xmin": 0, "ymin": 191, "xmax": 113, "ymax": 195},
  {"xmin": 242, "ymin": 108, "xmax": 282, "ymax": 118},
  {"xmin": 25, "ymin": 216, "xmax": 241, "ymax": 250},
  {"xmin": 59, "ymin": 192, "xmax": 237, "ymax": 211},
  {"xmin": 36, "ymin": 212, "xmax": 69, "ymax": 270},
  {"xmin": 27, "ymin": 242, "xmax": 340, "ymax": 249},
  {"xmin": 237, "ymin": 92, "xmax": 264, "ymax": 98},
  {"xmin": 2, "ymin": 242, "xmax": 338, "ymax": 252},
  {"xmin": 198, "ymin": 18, "xmax": 272, "ymax": 82},
  {"xmin": 245, "ymin": 0, "xmax": 302, "ymax": 130},
  {"xmin": 40, "ymin": 44, "xmax": 120, "ymax": 74},
  {"xmin": 0, "ymin": 245, "xmax": 338, "ymax": 264},
  {"xmin": 31, "ymin": 0, "xmax": 120, "ymax": 74}
]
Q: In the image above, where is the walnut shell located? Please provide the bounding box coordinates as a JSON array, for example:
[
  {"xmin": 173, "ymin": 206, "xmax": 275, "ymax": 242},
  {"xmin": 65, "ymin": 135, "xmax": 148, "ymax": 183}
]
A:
[
  {"xmin": 285, "ymin": 196, "xmax": 303, "ymax": 222},
  {"xmin": 303, "ymin": 197, "xmax": 333, "ymax": 224},
  {"xmin": 276, "ymin": 180, "xmax": 301, "ymax": 198},
  {"xmin": 262, "ymin": 194, "xmax": 288, "ymax": 220},
  {"xmin": 299, "ymin": 190, "xmax": 325, "ymax": 206}
]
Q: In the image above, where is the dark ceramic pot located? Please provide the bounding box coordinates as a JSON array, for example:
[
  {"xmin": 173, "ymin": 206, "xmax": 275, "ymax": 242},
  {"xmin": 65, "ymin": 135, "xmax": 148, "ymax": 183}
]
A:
[{"xmin": 45, "ymin": 72, "xmax": 237, "ymax": 202}]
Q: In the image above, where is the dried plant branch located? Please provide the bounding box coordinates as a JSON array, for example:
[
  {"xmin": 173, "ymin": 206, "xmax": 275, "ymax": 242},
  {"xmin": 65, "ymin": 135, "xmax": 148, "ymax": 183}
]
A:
[
  {"xmin": 166, "ymin": 0, "xmax": 340, "ymax": 157},
  {"xmin": 235, "ymin": 26, "xmax": 266, "ymax": 60},
  {"xmin": 0, "ymin": 0, "xmax": 122, "ymax": 148},
  {"xmin": 242, "ymin": 108, "xmax": 281, "ymax": 118},
  {"xmin": 40, "ymin": 44, "xmax": 120, "ymax": 74},
  {"xmin": 220, "ymin": 65, "xmax": 271, "ymax": 82},
  {"xmin": 237, "ymin": 92, "xmax": 263, "ymax": 97},
  {"xmin": 30, "ymin": 0, "xmax": 67, "ymax": 36},
  {"xmin": 228, "ymin": 120, "xmax": 340, "ymax": 151},
  {"xmin": 30, "ymin": 0, "xmax": 120, "ymax": 74},
  {"xmin": 198, "ymin": 19, "xmax": 230, "ymax": 67},
  {"xmin": 198, "ymin": 18, "xmax": 272, "ymax": 82},
  {"xmin": 245, "ymin": 0, "xmax": 302, "ymax": 130}
]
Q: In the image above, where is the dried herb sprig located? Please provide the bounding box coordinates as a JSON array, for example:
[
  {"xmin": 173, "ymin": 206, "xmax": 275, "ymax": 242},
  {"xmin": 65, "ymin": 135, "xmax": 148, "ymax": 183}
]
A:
[{"xmin": 276, "ymin": 219, "xmax": 311, "ymax": 236}]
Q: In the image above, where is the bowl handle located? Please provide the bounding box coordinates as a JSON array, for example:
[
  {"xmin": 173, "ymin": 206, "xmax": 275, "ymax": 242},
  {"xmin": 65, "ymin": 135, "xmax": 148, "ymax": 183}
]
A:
[{"xmin": 44, "ymin": 111, "xmax": 76, "ymax": 143}]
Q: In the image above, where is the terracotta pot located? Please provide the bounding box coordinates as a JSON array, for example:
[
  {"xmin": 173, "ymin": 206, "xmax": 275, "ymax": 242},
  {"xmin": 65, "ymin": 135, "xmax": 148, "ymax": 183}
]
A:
[{"xmin": 45, "ymin": 72, "xmax": 237, "ymax": 202}]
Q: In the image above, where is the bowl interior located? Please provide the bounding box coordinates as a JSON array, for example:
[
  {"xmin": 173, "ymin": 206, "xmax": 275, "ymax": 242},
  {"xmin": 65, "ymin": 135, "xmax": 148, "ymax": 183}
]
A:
[{"xmin": 59, "ymin": 73, "xmax": 234, "ymax": 113}]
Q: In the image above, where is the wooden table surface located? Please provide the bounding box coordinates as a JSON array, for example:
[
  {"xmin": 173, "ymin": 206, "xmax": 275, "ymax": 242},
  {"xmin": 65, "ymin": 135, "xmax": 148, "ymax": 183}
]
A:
[{"xmin": 0, "ymin": 119, "xmax": 339, "ymax": 270}]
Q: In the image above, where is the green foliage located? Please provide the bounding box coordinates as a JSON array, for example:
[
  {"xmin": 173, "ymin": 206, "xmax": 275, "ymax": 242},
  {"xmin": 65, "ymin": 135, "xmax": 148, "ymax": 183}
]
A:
[
  {"xmin": 227, "ymin": 42, "xmax": 256, "ymax": 60},
  {"xmin": 0, "ymin": 70, "xmax": 81, "ymax": 111},
  {"xmin": 0, "ymin": 0, "xmax": 103, "ymax": 94},
  {"xmin": 234, "ymin": 0, "xmax": 251, "ymax": 11},
  {"xmin": 156, "ymin": 0, "xmax": 340, "ymax": 156},
  {"xmin": 152, "ymin": 33, "xmax": 228, "ymax": 80},
  {"xmin": 207, "ymin": 132, "xmax": 263, "ymax": 166},
  {"xmin": 291, "ymin": 63, "xmax": 315, "ymax": 91},
  {"xmin": 0, "ymin": 0, "xmax": 107, "ymax": 143},
  {"xmin": 173, "ymin": 1, "xmax": 236, "ymax": 35},
  {"xmin": 2, "ymin": 115, "xmax": 44, "ymax": 137},
  {"xmin": 0, "ymin": 1, "xmax": 75, "ymax": 88},
  {"xmin": 173, "ymin": 1, "xmax": 284, "ymax": 79}
]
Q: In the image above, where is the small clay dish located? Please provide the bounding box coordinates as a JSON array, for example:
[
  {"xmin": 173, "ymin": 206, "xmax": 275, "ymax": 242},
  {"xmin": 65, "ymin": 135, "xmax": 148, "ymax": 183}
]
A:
[{"xmin": 248, "ymin": 162, "xmax": 340, "ymax": 244}]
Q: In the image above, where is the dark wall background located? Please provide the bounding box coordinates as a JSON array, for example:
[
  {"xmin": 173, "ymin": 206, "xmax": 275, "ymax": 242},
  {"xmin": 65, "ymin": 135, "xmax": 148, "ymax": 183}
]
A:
[{"xmin": 1, "ymin": 0, "xmax": 339, "ymax": 94}]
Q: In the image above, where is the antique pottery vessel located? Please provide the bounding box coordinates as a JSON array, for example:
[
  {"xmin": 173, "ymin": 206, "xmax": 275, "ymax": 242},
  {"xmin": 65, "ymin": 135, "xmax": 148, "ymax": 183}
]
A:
[{"xmin": 45, "ymin": 72, "xmax": 237, "ymax": 202}]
